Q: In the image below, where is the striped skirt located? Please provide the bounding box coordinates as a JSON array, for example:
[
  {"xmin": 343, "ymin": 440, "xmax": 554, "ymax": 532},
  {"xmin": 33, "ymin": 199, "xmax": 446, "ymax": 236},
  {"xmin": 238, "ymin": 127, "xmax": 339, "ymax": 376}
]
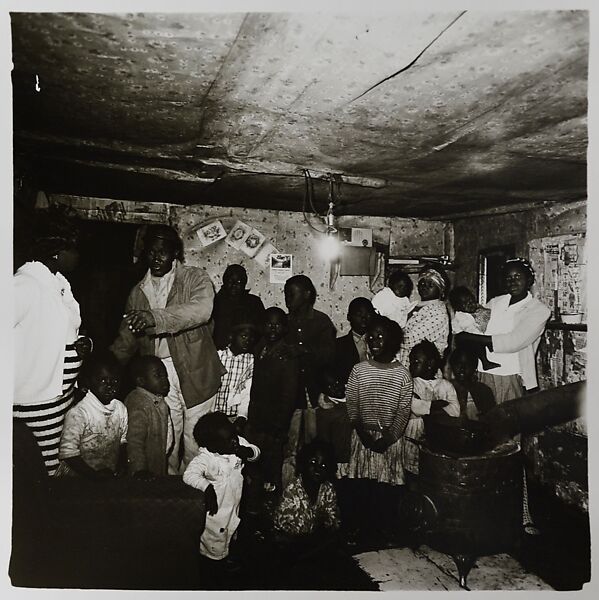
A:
[
  {"xmin": 13, "ymin": 343, "xmax": 82, "ymax": 476},
  {"xmin": 348, "ymin": 429, "xmax": 405, "ymax": 486}
]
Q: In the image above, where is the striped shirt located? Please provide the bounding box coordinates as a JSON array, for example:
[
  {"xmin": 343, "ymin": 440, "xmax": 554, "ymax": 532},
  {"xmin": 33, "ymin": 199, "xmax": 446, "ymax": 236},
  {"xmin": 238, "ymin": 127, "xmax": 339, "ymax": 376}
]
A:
[
  {"xmin": 214, "ymin": 348, "xmax": 254, "ymax": 417},
  {"xmin": 346, "ymin": 360, "xmax": 413, "ymax": 443}
]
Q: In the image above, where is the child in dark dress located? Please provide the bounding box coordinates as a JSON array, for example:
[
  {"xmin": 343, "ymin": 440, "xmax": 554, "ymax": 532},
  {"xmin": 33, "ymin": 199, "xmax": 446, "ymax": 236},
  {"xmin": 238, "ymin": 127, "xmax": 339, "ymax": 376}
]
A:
[
  {"xmin": 245, "ymin": 307, "xmax": 300, "ymax": 497},
  {"xmin": 449, "ymin": 346, "xmax": 496, "ymax": 421},
  {"xmin": 315, "ymin": 370, "xmax": 352, "ymax": 477}
]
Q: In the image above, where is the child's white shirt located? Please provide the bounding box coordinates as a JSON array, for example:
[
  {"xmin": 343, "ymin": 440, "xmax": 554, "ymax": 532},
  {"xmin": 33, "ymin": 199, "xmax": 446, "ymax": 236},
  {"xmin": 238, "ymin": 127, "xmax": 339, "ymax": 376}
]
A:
[
  {"xmin": 182, "ymin": 436, "xmax": 260, "ymax": 492},
  {"xmin": 58, "ymin": 391, "xmax": 128, "ymax": 471},
  {"xmin": 372, "ymin": 287, "xmax": 416, "ymax": 328}
]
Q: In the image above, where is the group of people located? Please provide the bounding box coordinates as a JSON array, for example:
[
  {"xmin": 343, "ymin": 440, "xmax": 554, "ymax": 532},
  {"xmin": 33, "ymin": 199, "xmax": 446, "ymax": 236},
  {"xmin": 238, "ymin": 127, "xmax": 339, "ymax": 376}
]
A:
[{"xmin": 13, "ymin": 206, "xmax": 551, "ymax": 570}]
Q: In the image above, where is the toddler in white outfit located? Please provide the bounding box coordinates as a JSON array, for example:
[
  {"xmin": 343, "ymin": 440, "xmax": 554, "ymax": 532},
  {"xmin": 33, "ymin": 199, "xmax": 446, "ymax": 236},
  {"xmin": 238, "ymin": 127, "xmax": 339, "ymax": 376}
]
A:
[
  {"xmin": 183, "ymin": 411, "xmax": 260, "ymax": 561},
  {"xmin": 371, "ymin": 270, "xmax": 416, "ymax": 329}
]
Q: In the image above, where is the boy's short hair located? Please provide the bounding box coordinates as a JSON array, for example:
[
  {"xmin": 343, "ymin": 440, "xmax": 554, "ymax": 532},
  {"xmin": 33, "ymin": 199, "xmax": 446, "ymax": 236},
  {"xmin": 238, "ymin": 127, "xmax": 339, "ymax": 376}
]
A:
[
  {"xmin": 223, "ymin": 264, "xmax": 248, "ymax": 284},
  {"xmin": 388, "ymin": 270, "xmax": 414, "ymax": 295},
  {"xmin": 264, "ymin": 306, "xmax": 287, "ymax": 321},
  {"xmin": 348, "ymin": 297, "xmax": 374, "ymax": 315},
  {"xmin": 448, "ymin": 286, "xmax": 474, "ymax": 310},
  {"xmin": 296, "ymin": 440, "xmax": 337, "ymax": 481},
  {"xmin": 79, "ymin": 351, "xmax": 121, "ymax": 388},
  {"xmin": 193, "ymin": 411, "xmax": 231, "ymax": 449},
  {"xmin": 368, "ymin": 315, "xmax": 403, "ymax": 355},
  {"xmin": 230, "ymin": 312, "xmax": 259, "ymax": 334},
  {"xmin": 129, "ymin": 355, "xmax": 163, "ymax": 383},
  {"xmin": 449, "ymin": 345, "xmax": 478, "ymax": 370},
  {"xmin": 284, "ymin": 274, "xmax": 317, "ymax": 305},
  {"xmin": 410, "ymin": 340, "xmax": 442, "ymax": 370}
]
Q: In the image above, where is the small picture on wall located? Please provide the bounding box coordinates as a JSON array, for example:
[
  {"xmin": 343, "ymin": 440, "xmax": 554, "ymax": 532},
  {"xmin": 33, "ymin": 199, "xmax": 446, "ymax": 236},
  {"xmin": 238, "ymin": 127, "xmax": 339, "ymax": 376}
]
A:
[
  {"xmin": 270, "ymin": 253, "xmax": 293, "ymax": 283},
  {"xmin": 196, "ymin": 220, "xmax": 227, "ymax": 247},
  {"xmin": 226, "ymin": 220, "xmax": 252, "ymax": 249},
  {"xmin": 240, "ymin": 228, "xmax": 266, "ymax": 257}
]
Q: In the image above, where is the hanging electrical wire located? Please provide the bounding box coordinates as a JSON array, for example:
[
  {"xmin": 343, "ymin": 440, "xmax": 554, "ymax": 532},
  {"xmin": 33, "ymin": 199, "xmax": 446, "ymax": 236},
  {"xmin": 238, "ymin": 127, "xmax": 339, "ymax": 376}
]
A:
[{"xmin": 302, "ymin": 169, "xmax": 328, "ymax": 233}]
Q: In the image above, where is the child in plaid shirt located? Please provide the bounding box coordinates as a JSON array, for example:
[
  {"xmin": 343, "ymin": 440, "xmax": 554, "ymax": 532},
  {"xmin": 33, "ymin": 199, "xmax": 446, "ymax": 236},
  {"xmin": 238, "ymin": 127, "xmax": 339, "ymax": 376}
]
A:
[{"xmin": 214, "ymin": 317, "xmax": 256, "ymax": 432}]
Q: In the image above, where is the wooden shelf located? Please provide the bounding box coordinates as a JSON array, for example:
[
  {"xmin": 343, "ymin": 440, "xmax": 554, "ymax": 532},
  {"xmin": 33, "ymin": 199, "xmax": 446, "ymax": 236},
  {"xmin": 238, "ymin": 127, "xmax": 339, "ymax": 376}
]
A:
[
  {"xmin": 388, "ymin": 257, "xmax": 456, "ymax": 273},
  {"xmin": 546, "ymin": 321, "xmax": 587, "ymax": 332}
]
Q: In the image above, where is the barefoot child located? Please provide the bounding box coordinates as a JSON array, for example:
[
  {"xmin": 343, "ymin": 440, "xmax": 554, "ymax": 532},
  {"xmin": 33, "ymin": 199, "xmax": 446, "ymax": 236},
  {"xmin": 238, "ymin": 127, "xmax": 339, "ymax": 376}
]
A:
[
  {"xmin": 55, "ymin": 352, "xmax": 127, "ymax": 479},
  {"xmin": 125, "ymin": 355, "xmax": 174, "ymax": 478},
  {"xmin": 183, "ymin": 412, "xmax": 260, "ymax": 562},
  {"xmin": 402, "ymin": 341, "xmax": 460, "ymax": 477},
  {"xmin": 448, "ymin": 286, "xmax": 500, "ymax": 371}
]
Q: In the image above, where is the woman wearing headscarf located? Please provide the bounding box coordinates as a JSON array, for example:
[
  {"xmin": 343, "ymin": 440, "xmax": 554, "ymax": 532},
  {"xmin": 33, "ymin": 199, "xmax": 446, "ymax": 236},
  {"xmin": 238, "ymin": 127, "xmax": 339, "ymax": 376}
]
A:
[
  {"xmin": 455, "ymin": 257, "xmax": 551, "ymax": 535},
  {"xmin": 13, "ymin": 205, "xmax": 92, "ymax": 475},
  {"xmin": 397, "ymin": 266, "xmax": 450, "ymax": 368}
]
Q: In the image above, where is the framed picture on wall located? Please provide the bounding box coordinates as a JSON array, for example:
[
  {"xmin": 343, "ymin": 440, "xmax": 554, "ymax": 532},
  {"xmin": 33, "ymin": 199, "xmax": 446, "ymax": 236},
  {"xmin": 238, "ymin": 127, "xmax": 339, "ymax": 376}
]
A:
[
  {"xmin": 196, "ymin": 220, "xmax": 227, "ymax": 247},
  {"xmin": 478, "ymin": 244, "xmax": 515, "ymax": 304}
]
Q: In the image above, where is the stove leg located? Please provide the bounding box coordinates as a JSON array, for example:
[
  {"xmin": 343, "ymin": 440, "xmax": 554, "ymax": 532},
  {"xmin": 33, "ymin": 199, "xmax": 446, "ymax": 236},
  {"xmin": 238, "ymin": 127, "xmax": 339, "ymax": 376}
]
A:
[{"xmin": 452, "ymin": 554, "xmax": 476, "ymax": 590}]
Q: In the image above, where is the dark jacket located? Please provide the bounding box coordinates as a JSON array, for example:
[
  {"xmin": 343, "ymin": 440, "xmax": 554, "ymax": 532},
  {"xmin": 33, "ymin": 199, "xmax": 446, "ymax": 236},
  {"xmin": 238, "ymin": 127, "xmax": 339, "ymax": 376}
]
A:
[
  {"xmin": 248, "ymin": 340, "xmax": 300, "ymax": 433},
  {"xmin": 334, "ymin": 331, "xmax": 361, "ymax": 385},
  {"xmin": 111, "ymin": 264, "xmax": 226, "ymax": 408},
  {"xmin": 211, "ymin": 289, "xmax": 266, "ymax": 350},
  {"xmin": 125, "ymin": 387, "xmax": 171, "ymax": 476},
  {"xmin": 286, "ymin": 307, "xmax": 336, "ymax": 408}
]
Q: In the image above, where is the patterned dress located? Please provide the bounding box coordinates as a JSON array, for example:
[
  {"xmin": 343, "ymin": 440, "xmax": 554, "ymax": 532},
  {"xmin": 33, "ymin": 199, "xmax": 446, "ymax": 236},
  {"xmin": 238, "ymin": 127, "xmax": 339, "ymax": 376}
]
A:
[
  {"xmin": 398, "ymin": 299, "xmax": 450, "ymax": 367},
  {"xmin": 273, "ymin": 476, "xmax": 341, "ymax": 536},
  {"xmin": 346, "ymin": 360, "xmax": 413, "ymax": 485}
]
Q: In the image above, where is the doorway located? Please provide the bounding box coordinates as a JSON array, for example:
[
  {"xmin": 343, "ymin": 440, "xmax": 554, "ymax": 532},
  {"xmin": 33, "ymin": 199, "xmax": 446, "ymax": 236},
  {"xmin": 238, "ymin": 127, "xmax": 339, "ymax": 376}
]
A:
[
  {"xmin": 69, "ymin": 220, "xmax": 147, "ymax": 351},
  {"xmin": 478, "ymin": 245, "xmax": 516, "ymax": 304}
]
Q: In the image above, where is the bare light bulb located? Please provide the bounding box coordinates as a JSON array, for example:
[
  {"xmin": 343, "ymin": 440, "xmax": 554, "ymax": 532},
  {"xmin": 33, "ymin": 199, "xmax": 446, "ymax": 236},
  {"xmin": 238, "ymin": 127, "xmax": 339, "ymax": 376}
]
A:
[{"xmin": 320, "ymin": 232, "xmax": 340, "ymax": 262}]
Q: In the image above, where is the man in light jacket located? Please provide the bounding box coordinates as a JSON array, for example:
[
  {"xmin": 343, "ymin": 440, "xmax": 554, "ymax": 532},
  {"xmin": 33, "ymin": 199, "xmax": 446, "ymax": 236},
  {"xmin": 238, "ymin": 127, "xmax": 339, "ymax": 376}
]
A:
[{"xmin": 111, "ymin": 225, "xmax": 225, "ymax": 473}]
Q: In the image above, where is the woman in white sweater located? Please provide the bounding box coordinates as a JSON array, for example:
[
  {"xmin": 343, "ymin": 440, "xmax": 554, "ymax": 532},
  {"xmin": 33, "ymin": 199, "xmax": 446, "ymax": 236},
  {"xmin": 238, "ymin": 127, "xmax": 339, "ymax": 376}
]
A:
[
  {"xmin": 455, "ymin": 258, "xmax": 550, "ymax": 403},
  {"xmin": 455, "ymin": 257, "xmax": 550, "ymax": 535},
  {"xmin": 13, "ymin": 206, "xmax": 91, "ymax": 475}
]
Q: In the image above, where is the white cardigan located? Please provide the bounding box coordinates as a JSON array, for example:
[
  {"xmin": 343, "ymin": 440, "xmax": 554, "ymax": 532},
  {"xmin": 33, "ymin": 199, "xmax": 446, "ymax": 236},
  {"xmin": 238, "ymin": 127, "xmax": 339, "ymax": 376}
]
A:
[
  {"xmin": 482, "ymin": 293, "xmax": 551, "ymax": 390},
  {"xmin": 13, "ymin": 262, "xmax": 81, "ymax": 406}
]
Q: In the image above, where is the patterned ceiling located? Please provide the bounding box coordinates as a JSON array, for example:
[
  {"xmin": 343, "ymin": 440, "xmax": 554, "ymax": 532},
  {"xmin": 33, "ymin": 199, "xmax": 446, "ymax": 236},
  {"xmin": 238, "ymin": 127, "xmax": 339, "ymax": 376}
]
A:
[{"xmin": 11, "ymin": 11, "xmax": 588, "ymax": 217}]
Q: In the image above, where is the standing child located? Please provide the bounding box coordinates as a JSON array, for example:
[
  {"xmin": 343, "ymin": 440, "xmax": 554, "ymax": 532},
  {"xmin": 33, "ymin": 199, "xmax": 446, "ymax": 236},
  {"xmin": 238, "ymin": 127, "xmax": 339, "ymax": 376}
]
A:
[
  {"xmin": 315, "ymin": 370, "xmax": 351, "ymax": 477},
  {"xmin": 213, "ymin": 317, "xmax": 257, "ymax": 433},
  {"xmin": 371, "ymin": 270, "xmax": 416, "ymax": 329},
  {"xmin": 125, "ymin": 355, "xmax": 174, "ymax": 478},
  {"xmin": 246, "ymin": 307, "xmax": 299, "ymax": 495},
  {"xmin": 345, "ymin": 315, "xmax": 413, "ymax": 540},
  {"xmin": 55, "ymin": 352, "xmax": 127, "ymax": 479},
  {"xmin": 402, "ymin": 341, "xmax": 461, "ymax": 477},
  {"xmin": 183, "ymin": 412, "xmax": 260, "ymax": 562},
  {"xmin": 449, "ymin": 346, "xmax": 496, "ymax": 421},
  {"xmin": 448, "ymin": 286, "xmax": 500, "ymax": 371}
]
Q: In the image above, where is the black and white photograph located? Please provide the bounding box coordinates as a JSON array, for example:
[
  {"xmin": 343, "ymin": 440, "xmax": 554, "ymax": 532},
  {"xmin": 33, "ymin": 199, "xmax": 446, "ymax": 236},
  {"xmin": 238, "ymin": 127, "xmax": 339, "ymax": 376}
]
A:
[{"xmin": 5, "ymin": 2, "xmax": 595, "ymax": 594}]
